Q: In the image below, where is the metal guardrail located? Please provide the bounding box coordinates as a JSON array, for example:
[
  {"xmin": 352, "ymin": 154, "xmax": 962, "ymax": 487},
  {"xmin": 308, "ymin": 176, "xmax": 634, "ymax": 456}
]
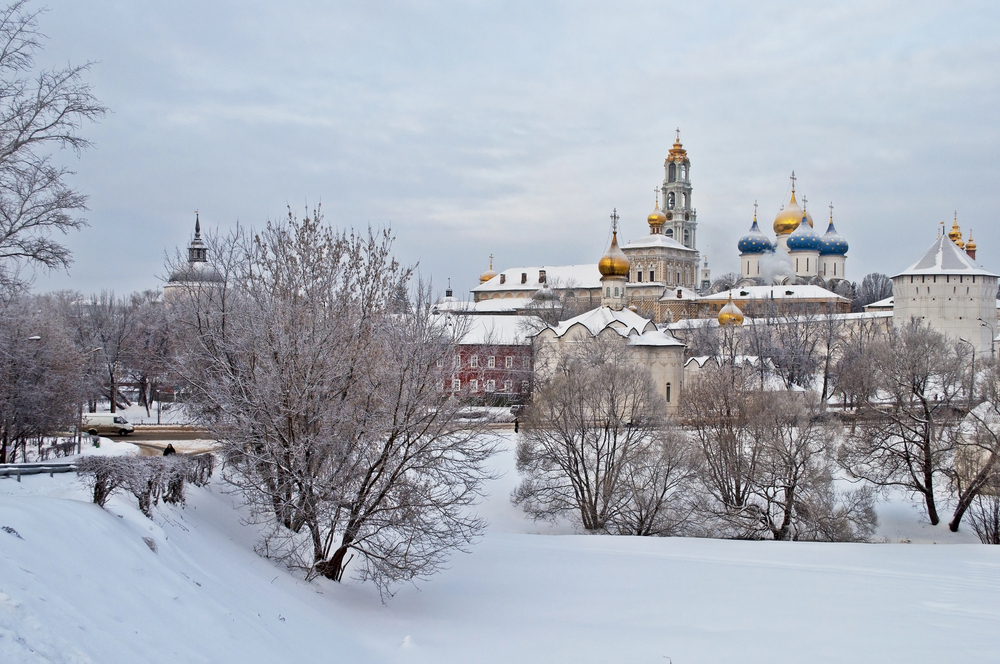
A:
[{"xmin": 0, "ymin": 462, "xmax": 78, "ymax": 481}]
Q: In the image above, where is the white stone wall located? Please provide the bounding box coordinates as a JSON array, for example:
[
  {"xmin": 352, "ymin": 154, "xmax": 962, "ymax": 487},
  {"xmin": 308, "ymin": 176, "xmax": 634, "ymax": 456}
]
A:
[
  {"xmin": 820, "ymin": 255, "xmax": 846, "ymax": 280},
  {"xmin": 741, "ymin": 253, "xmax": 761, "ymax": 280},
  {"xmin": 791, "ymin": 250, "xmax": 820, "ymax": 278},
  {"xmin": 892, "ymin": 273, "xmax": 998, "ymax": 353}
]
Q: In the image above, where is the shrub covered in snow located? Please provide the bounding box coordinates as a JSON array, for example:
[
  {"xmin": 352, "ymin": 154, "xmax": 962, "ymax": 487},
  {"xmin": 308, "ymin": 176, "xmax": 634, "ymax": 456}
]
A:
[{"xmin": 78, "ymin": 454, "xmax": 214, "ymax": 515}]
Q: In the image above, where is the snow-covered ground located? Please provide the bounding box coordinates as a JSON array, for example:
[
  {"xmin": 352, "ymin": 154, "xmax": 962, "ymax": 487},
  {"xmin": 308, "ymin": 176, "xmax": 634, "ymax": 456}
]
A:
[{"xmin": 1, "ymin": 431, "xmax": 997, "ymax": 663}]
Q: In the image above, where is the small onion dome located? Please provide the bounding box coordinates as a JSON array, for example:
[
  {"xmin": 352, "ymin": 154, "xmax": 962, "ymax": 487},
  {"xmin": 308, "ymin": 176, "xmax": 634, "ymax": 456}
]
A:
[
  {"xmin": 819, "ymin": 220, "xmax": 849, "ymax": 256},
  {"xmin": 965, "ymin": 232, "xmax": 977, "ymax": 253},
  {"xmin": 479, "ymin": 255, "xmax": 498, "ymax": 284},
  {"xmin": 717, "ymin": 294, "xmax": 744, "ymax": 326},
  {"xmin": 647, "ymin": 204, "xmax": 666, "ymax": 229},
  {"xmin": 773, "ymin": 190, "xmax": 804, "ymax": 235},
  {"xmin": 786, "ymin": 218, "xmax": 822, "ymax": 252},
  {"xmin": 738, "ymin": 218, "xmax": 773, "ymax": 254},
  {"xmin": 948, "ymin": 215, "xmax": 964, "ymax": 248},
  {"xmin": 598, "ymin": 231, "xmax": 630, "ymax": 277}
]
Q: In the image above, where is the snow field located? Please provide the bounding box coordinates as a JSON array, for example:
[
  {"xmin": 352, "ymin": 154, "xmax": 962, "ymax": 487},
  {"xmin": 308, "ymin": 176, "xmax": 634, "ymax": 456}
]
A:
[{"xmin": 0, "ymin": 431, "xmax": 998, "ymax": 663}]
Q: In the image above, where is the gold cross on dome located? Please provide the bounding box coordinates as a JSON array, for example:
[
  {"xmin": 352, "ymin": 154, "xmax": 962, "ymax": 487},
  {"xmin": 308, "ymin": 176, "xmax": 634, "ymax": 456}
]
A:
[{"xmin": 610, "ymin": 208, "xmax": 619, "ymax": 232}]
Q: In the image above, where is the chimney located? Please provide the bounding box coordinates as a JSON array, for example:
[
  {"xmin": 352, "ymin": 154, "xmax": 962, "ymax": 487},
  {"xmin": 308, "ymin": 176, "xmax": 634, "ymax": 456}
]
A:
[
  {"xmin": 538, "ymin": 269, "xmax": 546, "ymax": 283},
  {"xmin": 521, "ymin": 272, "xmax": 527, "ymax": 284},
  {"xmin": 676, "ymin": 289, "xmax": 682, "ymax": 298},
  {"xmin": 500, "ymin": 273, "xmax": 506, "ymax": 284}
]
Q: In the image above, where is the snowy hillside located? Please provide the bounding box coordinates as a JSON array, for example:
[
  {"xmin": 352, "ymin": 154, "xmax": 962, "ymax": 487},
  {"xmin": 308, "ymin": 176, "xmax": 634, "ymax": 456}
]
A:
[{"xmin": 1, "ymin": 432, "xmax": 998, "ymax": 663}]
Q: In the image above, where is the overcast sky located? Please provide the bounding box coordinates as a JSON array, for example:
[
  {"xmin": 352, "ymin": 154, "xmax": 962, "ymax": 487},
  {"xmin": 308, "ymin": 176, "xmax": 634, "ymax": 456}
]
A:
[{"xmin": 26, "ymin": 0, "xmax": 1000, "ymax": 298}]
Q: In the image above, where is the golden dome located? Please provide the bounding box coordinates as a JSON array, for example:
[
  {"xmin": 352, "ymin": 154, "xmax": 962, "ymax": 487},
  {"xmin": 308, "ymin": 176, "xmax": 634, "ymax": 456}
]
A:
[
  {"xmin": 647, "ymin": 193, "xmax": 666, "ymax": 229},
  {"xmin": 948, "ymin": 214, "xmax": 964, "ymax": 248},
  {"xmin": 773, "ymin": 189, "xmax": 804, "ymax": 235},
  {"xmin": 966, "ymin": 230, "xmax": 977, "ymax": 252},
  {"xmin": 598, "ymin": 231, "xmax": 630, "ymax": 277},
  {"xmin": 717, "ymin": 294, "xmax": 744, "ymax": 326},
  {"xmin": 479, "ymin": 254, "xmax": 498, "ymax": 284}
]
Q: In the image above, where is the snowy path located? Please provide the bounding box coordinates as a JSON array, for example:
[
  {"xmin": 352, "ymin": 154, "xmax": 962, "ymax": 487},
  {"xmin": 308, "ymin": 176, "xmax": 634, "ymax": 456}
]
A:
[{"xmin": 1, "ymin": 432, "xmax": 998, "ymax": 663}]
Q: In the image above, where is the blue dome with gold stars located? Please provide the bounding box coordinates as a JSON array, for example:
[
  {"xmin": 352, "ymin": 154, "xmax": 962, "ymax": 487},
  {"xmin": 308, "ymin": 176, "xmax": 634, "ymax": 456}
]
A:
[
  {"xmin": 819, "ymin": 221, "xmax": 849, "ymax": 256},
  {"xmin": 738, "ymin": 219, "xmax": 773, "ymax": 254},
  {"xmin": 786, "ymin": 217, "xmax": 822, "ymax": 252}
]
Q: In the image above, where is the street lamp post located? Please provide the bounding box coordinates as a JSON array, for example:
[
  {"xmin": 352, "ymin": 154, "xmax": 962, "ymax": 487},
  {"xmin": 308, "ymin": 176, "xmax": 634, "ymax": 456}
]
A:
[{"xmin": 979, "ymin": 318, "xmax": 996, "ymax": 358}]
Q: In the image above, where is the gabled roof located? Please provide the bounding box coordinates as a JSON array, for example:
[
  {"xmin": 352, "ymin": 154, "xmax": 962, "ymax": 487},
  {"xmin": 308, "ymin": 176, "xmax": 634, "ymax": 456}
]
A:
[
  {"xmin": 543, "ymin": 306, "xmax": 656, "ymax": 339},
  {"xmin": 894, "ymin": 235, "xmax": 998, "ymax": 278}
]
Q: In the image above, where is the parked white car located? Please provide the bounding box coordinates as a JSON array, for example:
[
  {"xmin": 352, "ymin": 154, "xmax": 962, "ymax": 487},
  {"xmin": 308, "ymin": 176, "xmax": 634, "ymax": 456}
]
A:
[{"xmin": 80, "ymin": 413, "xmax": 134, "ymax": 436}]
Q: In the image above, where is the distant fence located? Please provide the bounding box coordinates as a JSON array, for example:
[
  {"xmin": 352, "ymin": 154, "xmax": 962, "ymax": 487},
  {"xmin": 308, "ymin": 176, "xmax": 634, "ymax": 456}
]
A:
[{"xmin": 0, "ymin": 462, "xmax": 79, "ymax": 481}]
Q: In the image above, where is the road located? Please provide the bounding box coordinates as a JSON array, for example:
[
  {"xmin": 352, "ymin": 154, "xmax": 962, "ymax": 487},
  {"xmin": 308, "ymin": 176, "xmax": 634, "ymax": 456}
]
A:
[{"xmin": 124, "ymin": 426, "xmax": 218, "ymax": 456}]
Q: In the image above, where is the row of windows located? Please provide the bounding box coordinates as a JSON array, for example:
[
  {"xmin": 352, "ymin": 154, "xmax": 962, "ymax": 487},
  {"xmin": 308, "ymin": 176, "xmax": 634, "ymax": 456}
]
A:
[
  {"xmin": 450, "ymin": 379, "xmax": 529, "ymax": 392},
  {"xmin": 909, "ymin": 274, "xmax": 979, "ymax": 284},
  {"xmin": 450, "ymin": 355, "xmax": 517, "ymax": 369}
]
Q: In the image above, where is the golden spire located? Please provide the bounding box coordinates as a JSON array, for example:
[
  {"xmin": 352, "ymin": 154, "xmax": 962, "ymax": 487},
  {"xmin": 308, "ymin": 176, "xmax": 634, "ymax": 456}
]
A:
[
  {"xmin": 667, "ymin": 128, "xmax": 688, "ymax": 163},
  {"xmin": 753, "ymin": 200, "xmax": 758, "ymax": 222},
  {"xmin": 948, "ymin": 212, "xmax": 964, "ymax": 248},
  {"xmin": 966, "ymin": 229, "xmax": 977, "ymax": 252}
]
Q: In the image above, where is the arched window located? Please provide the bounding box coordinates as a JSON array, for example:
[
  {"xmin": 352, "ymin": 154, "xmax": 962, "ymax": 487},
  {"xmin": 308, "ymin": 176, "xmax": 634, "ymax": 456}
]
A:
[
  {"xmin": 666, "ymin": 383, "xmax": 671, "ymax": 403},
  {"xmin": 682, "ymin": 193, "xmax": 688, "ymax": 209},
  {"xmin": 606, "ymin": 287, "xmax": 611, "ymax": 297},
  {"xmin": 667, "ymin": 192, "xmax": 675, "ymax": 209},
  {"xmin": 665, "ymin": 228, "xmax": 673, "ymax": 238},
  {"xmin": 614, "ymin": 287, "xmax": 619, "ymax": 296},
  {"xmin": 680, "ymin": 165, "xmax": 687, "ymax": 180},
  {"xmin": 668, "ymin": 163, "xmax": 676, "ymax": 182}
]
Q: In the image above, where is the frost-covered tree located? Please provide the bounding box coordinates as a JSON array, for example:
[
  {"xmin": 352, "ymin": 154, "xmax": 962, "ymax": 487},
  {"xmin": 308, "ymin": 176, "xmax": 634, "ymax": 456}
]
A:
[
  {"xmin": 0, "ymin": 1, "xmax": 105, "ymax": 290},
  {"xmin": 513, "ymin": 335, "xmax": 694, "ymax": 535},
  {"xmin": 839, "ymin": 321, "xmax": 966, "ymax": 525},
  {"xmin": 170, "ymin": 209, "xmax": 496, "ymax": 596}
]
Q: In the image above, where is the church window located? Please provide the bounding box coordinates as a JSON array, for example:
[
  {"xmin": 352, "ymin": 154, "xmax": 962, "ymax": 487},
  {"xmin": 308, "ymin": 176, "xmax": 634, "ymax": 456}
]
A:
[
  {"xmin": 665, "ymin": 228, "xmax": 674, "ymax": 238},
  {"xmin": 684, "ymin": 230, "xmax": 690, "ymax": 246},
  {"xmin": 666, "ymin": 383, "xmax": 672, "ymax": 402},
  {"xmin": 469, "ymin": 379, "xmax": 478, "ymax": 392},
  {"xmin": 806, "ymin": 258, "xmax": 810, "ymax": 271},
  {"xmin": 649, "ymin": 270, "xmax": 655, "ymax": 282},
  {"xmin": 606, "ymin": 287, "xmax": 611, "ymax": 297},
  {"xmin": 680, "ymin": 165, "xmax": 687, "ymax": 180},
  {"xmin": 682, "ymin": 193, "xmax": 688, "ymax": 209},
  {"xmin": 667, "ymin": 192, "xmax": 675, "ymax": 209},
  {"xmin": 834, "ymin": 264, "xmax": 837, "ymax": 276},
  {"xmin": 668, "ymin": 162, "xmax": 676, "ymax": 182},
  {"xmin": 796, "ymin": 258, "xmax": 799, "ymax": 271},
  {"xmin": 637, "ymin": 271, "xmax": 643, "ymax": 282},
  {"xmin": 614, "ymin": 287, "xmax": 619, "ymax": 297},
  {"xmin": 488, "ymin": 356, "xmax": 495, "ymax": 368}
]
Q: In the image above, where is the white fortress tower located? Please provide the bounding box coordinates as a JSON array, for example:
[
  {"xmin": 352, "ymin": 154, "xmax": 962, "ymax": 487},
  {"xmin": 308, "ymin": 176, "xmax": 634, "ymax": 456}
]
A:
[{"xmin": 892, "ymin": 219, "xmax": 997, "ymax": 353}]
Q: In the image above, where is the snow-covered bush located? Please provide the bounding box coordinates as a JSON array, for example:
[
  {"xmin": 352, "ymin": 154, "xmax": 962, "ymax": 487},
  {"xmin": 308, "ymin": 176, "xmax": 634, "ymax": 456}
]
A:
[{"xmin": 78, "ymin": 454, "xmax": 214, "ymax": 515}]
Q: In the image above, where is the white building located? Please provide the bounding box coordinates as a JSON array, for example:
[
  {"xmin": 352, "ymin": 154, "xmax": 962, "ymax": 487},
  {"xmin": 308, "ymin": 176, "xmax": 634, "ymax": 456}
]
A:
[{"xmin": 892, "ymin": 223, "xmax": 997, "ymax": 354}]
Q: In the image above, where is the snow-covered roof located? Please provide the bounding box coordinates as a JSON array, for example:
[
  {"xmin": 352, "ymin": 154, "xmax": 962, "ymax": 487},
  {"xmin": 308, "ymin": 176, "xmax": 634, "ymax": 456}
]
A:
[
  {"xmin": 703, "ymin": 285, "xmax": 850, "ymax": 303},
  {"xmin": 893, "ymin": 235, "xmax": 998, "ymax": 278},
  {"xmin": 543, "ymin": 306, "xmax": 656, "ymax": 339},
  {"xmin": 621, "ymin": 234, "xmax": 697, "ymax": 253},
  {"xmin": 864, "ymin": 296, "xmax": 894, "ymax": 310},
  {"xmin": 472, "ymin": 264, "xmax": 601, "ymax": 293},
  {"xmin": 434, "ymin": 297, "xmax": 534, "ymax": 314},
  {"xmin": 453, "ymin": 315, "xmax": 536, "ymax": 346},
  {"xmin": 658, "ymin": 286, "xmax": 701, "ymax": 302},
  {"xmin": 628, "ymin": 329, "xmax": 685, "ymax": 347}
]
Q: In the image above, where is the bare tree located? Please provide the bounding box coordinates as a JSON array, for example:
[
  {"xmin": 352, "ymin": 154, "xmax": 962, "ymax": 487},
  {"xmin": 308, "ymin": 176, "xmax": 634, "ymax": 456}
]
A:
[
  {"xmin": 171, "ymin": 209, "xmax": 497, "ymax": 596},
  {"xmin": 513, "ymin": 335, "xmax": 693, "ymax": 535},
  {"xmin": 124, "ymin": 290, "xmax": 171, "ymax": 417},
  {"xmin": 851, "ymin": 273, "xmax": 893, "ymax": 312},
  {"xmin": 0, "ymin": 1, "xmax": 106, "ymax": 290},
  {"xmin": 0, "ymin": 292, "xmax": 84, "ymax": 462},
  {"xmin": 74, "ymin": 291, "xmax": 136, "ymax": 412},
  {"xmin": 839, "ymin": 321, "xmax": 965, "ymax": 525}
]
